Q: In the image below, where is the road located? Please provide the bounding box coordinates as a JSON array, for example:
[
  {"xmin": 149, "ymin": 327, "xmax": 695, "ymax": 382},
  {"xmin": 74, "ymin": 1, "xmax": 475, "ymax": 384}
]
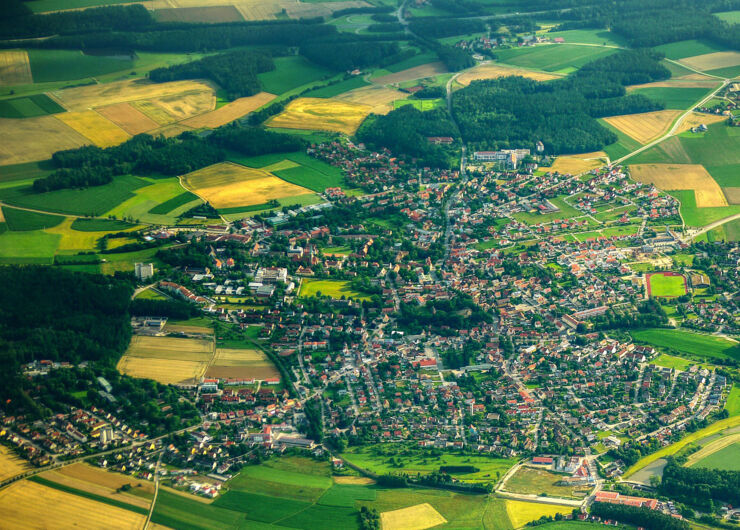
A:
[{"xmin": 143, "ymin": 449, "xmax": 164, "ymax": 530}]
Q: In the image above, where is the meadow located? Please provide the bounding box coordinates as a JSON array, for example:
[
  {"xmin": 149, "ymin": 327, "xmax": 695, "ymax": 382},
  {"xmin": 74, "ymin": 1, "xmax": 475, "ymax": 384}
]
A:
[
  {"xmin": 0, "ymin": 93, "xmax": 65, "ymax": 119},
  {"xmin": 687, "ymin": 438, "xmax": 740, "ymax": 471},
  {"xmin": 653, "ymin": 40, "xmax": 726, "ymax": 60},
  {"xmin": 106, "ymin": 177, "xmax": 197, "ymax": 225},
  {"xmin": 494, "ymin": 44, "xmax": 617, "ymax": 74},
  {"xmin": 392, "ymin": 98, "xmax": 444, "ymax": 111},
  {"xmin": 503, "ymin": 467, "xmax": 589, "ymax": 499},
  {"xmin": 27, "ymin": 49, "xmax": 136, "ymax": 83},
  {"xmin": 629, "ymin": 86, "xmax": 713, "ymax": 110},
  {"xmin": 715, "ymin": 10, "xmax": 740, "ymax": 23},
  {"xmin": 632, "ymin": 328, "xmax": 740, "ymax": 361},
  {"xmin": 299, "ymin": 279, "xmax": 370, "ymax": 301},
  {"xmin": 651, "ymin": 353, "xmax": 695, "ymax": 371},
  {"xmin": 542, "ymin": 29, "xmax": 627, "ymax": 47},
  {"xmin": 258, "ymin": 56, "xmax": 333, "ymax": 95},
  {"xmin": 2, "ymin": 206, "xmax": 64, "ymax": 231},
  {"xmin": 304, "ymin": 77, "xmax": 370, "ymax": 98}
]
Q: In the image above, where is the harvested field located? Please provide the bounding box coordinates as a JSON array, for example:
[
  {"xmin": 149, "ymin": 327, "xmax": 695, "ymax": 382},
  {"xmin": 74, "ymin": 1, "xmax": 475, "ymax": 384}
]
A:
[
  {"xmin": 603, "ymin": 110, "xmax": 682, "ymax": 144},
  {"xmin": 630, "ymin": 163, "xmax": 727, "ymax": 207},
  {"xmin": 131, "ymin": 100, "xmax": 176, "ymax": 125},
  {"xmin": 675, "ymin": 111, "xmax": 728, "ymax": 134},
  {"xmin": 0, "ymin": 115, "xmax": 88, "ymax": 166},
  {"xmin": 149, "ymin": 123, "xmax": 194, "ymax": 138},
  {"xmin": 56, "ymin": 110, "xmax": 130, "ymax": 147},
  {"xmin": 380, "ymin": 503, "xmax": 447, "ymax": 530},
  {"xmin": 724, "ymin": 187, "xmax": 740, "ymax": 204},
  {"xmin": 51, "ymin": 79, "xmax": 214, "ymax": 113},
  {"xmin": 97, "ymin": 102, "xmax": 159, "ymax": 135},
  {"xmin": 267, "ymin": 97, "xmax": 371, "ymax": 135},
  {"xmin": 153, "ymin": 90, "xmax": 215, "ymax": 121},
  {"xmin": 335, "ymin": 85, "xmax": 406, "ymax": 115},
  {"xmin": 117, "ymin": 335, "xmax": 214, "ymax": 385},
  {"xmin": 680, "ymin": 51, "xmax": 740, "ymax": 71},
  {"xmin": 0, "ymin": 50, "xmax": 32, "ymax": 85},
  {"xmin": 0, "ymin": 446, "xmax": 31, "ymax": 482},
  {"xmin": 333, "ymin": 476, "xmax": 375, "ymax": 485},
  {"xmin": 549, "ymin": 151, "xmax": 607, "ymax": 174},
  {"xmin": 373, "ymin": 62, "xmax": 448, "ymax": 85},
  {"xmin": 183, "ymin": 162, "xmax": 314, "ymax": 209},
  {"xmin": 456, "ymin": 63, "xmax": 561, "ymax": 86},
  {"xmin": 0, "ymin": 480, "xmax": 146, "ymax": 530},
  {"xmin": 181, "ymin": 92, "xmax": 276, "ymax": 128},
  {"xmin": 155, "ymin": 5, "xmax": 244, "ymax": 23},
  {"xmin": 505, "ymin": 500, "xmax": 572, "ymax": 529},
  {"xmin": 627, "ymin": 79, "xmax": 719, "ymax": 90},
  {"xmin": 205, "ymin": 347, "xmax": 279, "ymax": 381},
  {"xmin": 164, "ymin": 323, "xmax": 214, "ymax": 335}
]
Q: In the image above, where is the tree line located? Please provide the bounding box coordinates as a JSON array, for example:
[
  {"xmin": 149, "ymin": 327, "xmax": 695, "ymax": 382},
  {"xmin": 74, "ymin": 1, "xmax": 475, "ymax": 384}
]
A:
[
  {"xmin": 660, "ymin": 458, "xmax": 740, "ymax": 511},
  {"xmin": 589, "ymin": 502, "xmax": 689, "ymax": 530}
]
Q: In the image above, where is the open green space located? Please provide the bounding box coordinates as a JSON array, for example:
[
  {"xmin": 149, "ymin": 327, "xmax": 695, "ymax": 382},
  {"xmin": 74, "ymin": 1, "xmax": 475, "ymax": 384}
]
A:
[
  {"xmin": 631, "ymin": 328, "xmax": 740, "ymax": 361},
  {"xmin": 503, "ymin": 466, "xmax": 589, "ymax": 499},
  {"xmin": 213, "ymin": 490, "xmax": 310, "ymax": 523},
  {"xmin": 298, "ymin": 279, "xmax": 370, "ymax": 301},
  {"xmin": 600, "ymin": 119, "xmax": 642, "ymax": 160},
  {"xmin": 654, "ymin": 40, "xmax": 726, "ymax": 60},
  {"xmin": 152, "ymin": 490, "xmax": 248, "ymax": 530},
  {"xmin": 0, "ymin": 93, "xmax": 66, "ymax": 118},
  {"xmin": 0, "ymin": 160, "xmax": 55, "ymax": 183},
  {"xmin": 225, "ymin": 456, "xmax": 332, "ymax": 503},
  {"xmin": 27, "ymin": 0, "xmax": 140, "ymax": 13},
  {"xmin": 0, "ymin": 230, "xmax": 60, "ymax": 264},
  {"xmin": 317, "ymin": 485, "xmax": 376, "ymax": 507},
  {"xmin": 27, "ymin": 49, "xmax": 136, "ymax": 83},
  {"xmin": 725, "ymin": 385, "xmax": 740, "ymax": 417},
  {"xmin": 257, "ymin": 56, "xmax": 333, "ymax": 95},
  {"xmin": 494, "ymin": 44, "xmax": 617, "ymax": 74},
  {"xmin": 544, "ymin": 29, "xmax": 626, "ymax": 47},
  {"xmin": 668, "ymin": 189, "xmax": 740, "ymax": 227},
  {"xmin": 690, "ymin": 442, "xmax": 740, "ymax": 471},
  {"xmin": 147, "ymin": 191, "xmax": 200, "ymax": 215},
  {"xmin": 392, "ymin": 98, "xmax": 444, "ymax": 111},
  {"xmin": 105, "ymin": 177, "xmax": 193, "ymax": 224},
  {"xmin": 630, "ymin": 86, "xmax": 714, "ymax": 110},
  {"xmin": 228, "ymin": 151, "xmax": 346, "ymax": 193},
  {"xmin": 383, "ymin": 51, "xmax": 439, "ymax": 73},
  {"xmin": 2, "ymin": 206, "xmax": 64, "ymax": 231},
  {"xmin": 651, "ymin": 353, "xmax": 695, "ymax": 371},
  {"xmin": 715, "ymin": 10, "xmax": 740, "ymax": 23},
  {"xmin": 70, "ymin": 218, "xmax": 137, "ymax": 231},
  {"xmin": 648, "ymin": 272, "xmax": 687, "ymax": 297},
  {"xmin": 303, "ymin": 76, "xmax": 370, "ymax": 98},
  {"xmin": 512, "ymin": 196, "xmax": 581, "ymax": 225}
]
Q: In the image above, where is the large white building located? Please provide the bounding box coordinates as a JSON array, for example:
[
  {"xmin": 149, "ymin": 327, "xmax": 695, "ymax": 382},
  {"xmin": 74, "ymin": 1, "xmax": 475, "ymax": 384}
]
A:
[
  {"xmin": 135, "ymin": 262, "xmax": 154, "ymax": 280},
  {"xmin": 473, "ymin": 148, "xmax": 531, "ymax": 169}
]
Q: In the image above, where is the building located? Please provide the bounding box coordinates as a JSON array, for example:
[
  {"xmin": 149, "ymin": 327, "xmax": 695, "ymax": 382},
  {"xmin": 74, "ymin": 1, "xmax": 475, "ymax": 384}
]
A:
[
  {"xmin": 690, "ymin": 273, "xmax": 710, "ymax": 288},
  {"xmin": 255, "ymin": 267, "xmax": 288, "ymax": 284},
  {"xmin": 135, "ymin": 262, "xmax": 154, "ymax": 280},
  {"xmin": 594, "ymin": 491, "xmax": 659, "ymax": 510},
  {"xmin": 473, "ymin": 149, "xmax": 530, "ymax": 169}
]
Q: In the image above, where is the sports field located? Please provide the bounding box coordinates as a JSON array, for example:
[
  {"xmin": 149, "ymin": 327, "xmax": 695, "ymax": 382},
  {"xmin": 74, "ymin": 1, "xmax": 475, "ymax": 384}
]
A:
[
  {"xmin": 0, "ymin": 445, "xmax": 31, "ymax": 482},
  {"xmin": 631, "ymin": 328, "xmax": 740, "ymax": 361},
  {"xmin": 549, "ymin": 152, "xmax": 607, "ymax": 174},
  {"xmin": 299, "ymin": 279, "xmax": 370, "ymax": 301},
  {"xmin": 0, "ymin": 480, "xmax": 146, "ymax": 530},
  {"xmin": 267, "ymin": 97, "xmax": 371, "ymax": 135},
  {"xmin": 381, "ymin": 503, "xmax": 446, "ymax": 530},
  {"xmin": 646, "ymin": 271, "xmax": 688, "ymax": 297},
  {"xmin": 0, "ymin": 50, "xmax": 32, "ymax": 85},
  {"xmin": 505, "ymin": 500, "xmax": 572, "ymax": 529},
  {"xmin": 181, "ymin": 92, "xmax": 276, "ymax": 128},
  {"xmin": 503, "ymin": 466, "xmax": 591, "ymax": 499},
  {"xmin": 603, "ymin": 110, "xmax": 682, "ymax": 144},
  {"xmin": 457, "ymin": 63, "xmax": 561, "ymax": 86},
  {"xmin": 117, "ymin": 335, "xmax": 215, "ymax": 385},
  {"xmin": 0, "ymin": 115, "xmax": 89, "ymax": 166},
  {"xmin": 56, "ymin": 111, "xmax": 130, "ymax": 148},
  {"xmin": 205, "ymin": 347, "xmax": 279, "ymax": 381},
  {"xmin": 630, "ymin": 163, "xmax": 727, "ymax": 208},
  {"xmin": 182, "ymin": 162, "xmax": 314, "ymax": 209}
]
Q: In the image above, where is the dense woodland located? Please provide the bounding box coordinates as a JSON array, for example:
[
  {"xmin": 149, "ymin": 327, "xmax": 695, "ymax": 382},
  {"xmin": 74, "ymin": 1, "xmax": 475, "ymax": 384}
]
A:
[
  {"xmin": 149, "ymin": 50, "xmax": 274, "ymax": 100},
  {"xmin": 301, "ymin": 40, "xmax": 403, "ymax": 71},
  {"xmin": 660, "ymin": 458, "xmax": 740, "ymax": 511},
  {"xmin": 589, "ymin": 502, "xmax": 689, "ymax": 530}
]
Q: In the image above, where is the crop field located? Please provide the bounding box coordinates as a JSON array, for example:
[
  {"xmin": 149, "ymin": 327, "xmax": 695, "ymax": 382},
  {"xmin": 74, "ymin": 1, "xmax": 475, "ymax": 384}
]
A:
[
  {"xmin": 305, "ymin": 76, "xmax": 370, "ymax": 98},
  {"xmin": 494, "ymin": 44, "xmax": 617, "ymax": 74},
  {"xmin": 684, "ymin": 431, "xmax": 740, "ymax": 470},
  {"xmin": 182, "ymin": 162, "xmax": 314, "ymax": 209},
  {"xmin": 130, "ymin": 100, "xmax": 176, "ymax": 126},
  {"xmin": 628, "ymin": 86, "xmax": 714, "ymax": 109},
  {"xmin": 267, "ymin": 97, "xmax": 371, "ymax": 135},
  {"xmin": 381, "ymin": 503, "xmax": 447, "ymax": 530},
  {"xmin": 205, "ymin": 347, "xmax": 279, "ymax": 381},
  {"xmin": 503, "ymin": 467, "xmax": 590, "ymax": 499},
  {"xmin": 27, "ymin": 49, "xmax": 135, "ymax": 83},
  {"xmin": 2, "ymin": 207, "xmax": 64, "ymax": 231},
  {"xmin": 0, "ymin": 115, "xmax": 89, "ymax": 166},
  {"xmin": 154, "ymin": 6, "xmax": 245, "ymax": 23},
  {"xmin": 0, "ymin": 230, "xmax": 60, "ymax": 263},
  {"xmin": 28, "ymin": 0, "xmax": 138, "ymax": 13},
  {"xmin": 505, "ymin": 500, "xmax": 572, "ymax": 529},
  {"xmin": 257, "ymin": 56, "xmax": 333, "ymax": 95},
  {"xmin": 646, "ymin": 271, "xmax": 688, "ymax": 297},
  {"xmin": 393, "ymin": 98, "xmax": 444, "ymax": 111},
  {"xmin": 96, "ymin": 103, "xmax": 160, "ymax": 135},
  {"xmin": 631, "ymin": 328, "xmax": 740, "ymax": 361},
  {"xmin": 549, "ymin": 151, "xmax": 607, "ymax": 174},
  {"xmin": 106, "ymin": 177, "xmax": 194, "ymax": 225},
  {"xmin": 0, "ymin": 480, "xmax": 146, "ymax": 529},
  {"xmin": 629, "ymin": 164, "xmax": 727, "ymax": 208},
  {"xmin": 716, "ymin": 10, "xmax": 740, "ymax": 23},
  {"xmin": 44, "ymin": 218, "xmax": 138, "ymax": 254},
  {"xmin": 299, "ymin": 279, "xmax": 370, "ymax": 301},
  {"xmin": 0, "ymin": 445, "xmax": 31, "ymax": 482},
  {"xmin": 117, "ymin": 335, "xmax": 214, "ymax": 385},
  {"xmin": 145, "ymin": 90, "xmax": 215, "ymax": 122},
  {"xmin": 372, "ymin": 62, "xmax": 448, "ymax": 85},
  {"xmin": 679, "ymin": 51, "xmax": 740, "ymax": 72},
  {"xmin": 0, "ymin": 50, "xmax": 32, "ymax": 85},
  {"xmin": 675, "ymin": 112, "xmax": 727, "ymax": 134},
  {"xmin": 181, "ymin": 92, "xmax": 276, "ymax": 128},
  {"xmin": 0, "ymin": 94, "xmax": 66, "ymax": 119},
  {"xmin": 56, "ymin": 111, "xmax": 130, "ymax": 148},
  {"xmin": 335, "ymin": 85, "xmax": 406, "ymax": 114},
  {"xmin": 654, "ymin": 40, "xmax": 726, "ymax": 60},
  {"xmin": 148, "ymin": 190, "xmax": 200, "ymax": 215},
  {"xmin": 603, "ymin": 110, "xmax": 682, "ymax": 144},
  {"xmin": 457, "ymin": 63, "xmax": 561, "ymax": 86}
]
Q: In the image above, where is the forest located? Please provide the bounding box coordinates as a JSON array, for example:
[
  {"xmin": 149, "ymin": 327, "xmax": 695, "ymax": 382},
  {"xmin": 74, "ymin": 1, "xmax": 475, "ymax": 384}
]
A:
[
  {"xmin": 660, "ymin": 458, "xmax": 740, "ymax": 510},
  {"xmin": 396, "ymin": 294, "xmax": 491, "ymax": 334},
  {"xmin": 149, "ymin": 50, "xmax": 275, "ymax": 100},
  {"xmin": 589, "ymin": 502, "xmax": 689, "ymax": 530},
  {"xmin": 301, "ymin": 40, "xmax": 403, "ymax": 71}
]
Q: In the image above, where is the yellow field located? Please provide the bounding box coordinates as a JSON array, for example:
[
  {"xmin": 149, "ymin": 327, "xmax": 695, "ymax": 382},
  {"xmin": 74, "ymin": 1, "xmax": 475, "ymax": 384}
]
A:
[
  {"xmin": 336, "ymin": 85, "xmax": 406, "ymax": 115},
  {"xmin": 457, "ymin": 63, "xmax": 561, "ymax": 86},
  {"xmin": 380, "ymin": 503, "xmax": 447, "ymax": 530},
  {"xmin": 182, "ymin": 162, "xmax": 314, "ymax": 209},
  {"xmin": 0, "ymin": 50, "xmax": 32, "ymax": 85},
  {"xmin": 603, "ymin": 110, "xmax": 682, "ymax": 144},
  {"xmin": 373, "ymin": 62, "xmax": 448, "ymax": 85},
  {"xmin": 45, "ymin": 218, "xmax": 140, "ymax": 253},
  {"xmin": 267, "ymin": 97, "xmax": 371, "ymax": 135},
  {"xmin": 55, "ymin": 111, "xmax": 130, "ymax": 148},
  {"xmin": 627, "ymin": 79, "xmax": 719, "ymax": 90},
  {"xmin": 182, "ymin": 92, "xmax": 276, "ymax": 128},
  {"xmin": 164, "ymin": 323, "xmax": 214, "ymax": 335},
  {"xmin": 117, "ymin": 335, "xmax": 214, "ymax": 385},
  {"xmin": 680, "ymin": 51, "xmax": 740, "ymax": 72},
  {"xmin": 97, "ymin": 102, "xmax": 160, "ymax": 135},
  {"xmin": 675, "ymin": 111, "xmax": 728, "ymax": 134},
  {"xmin": 549, "ymin": 151, "xmax": 607, "ymax": 174},
  {"xmin": 0, "ymin": 480, "xmax": 146, "ymax": 530},
  {"xmin": 131, "ymin": 100, "xmax": 177, "ymax": 125},
  {"xmin": 630, "ymin": 163, "xmax": 727, "ymax": 207},
  {"xmin": 0, "ymin": 207, "xmax": 5, "ymax": 223},
  {"xmin": 0, "ymin": 115, "xmax": 89, "ymax": 166},
  {"xmin": 205, "ymin": 347, "xmax": 280, "ymax": 380},
  {"xmin": 333, "ymin": 476, "xmax": 375, "ymax": 485},
  {"xmin": 505, "ymin": 500, "xmax": 572, "ymax": 529},
  {"xmin": 153, "ymin": 90, "xmax": 215, "ymax": 121},
  {"xmin": 261, "ymin": 160, "xmax": 300, "ymax": 172},
  {"xmin": 0, "ymin": 446, "xmax": 31, "ymax": 482}
]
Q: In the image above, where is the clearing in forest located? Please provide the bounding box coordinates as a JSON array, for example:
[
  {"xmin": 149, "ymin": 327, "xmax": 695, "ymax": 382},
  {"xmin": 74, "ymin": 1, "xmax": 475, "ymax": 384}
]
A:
[
  {"xmin": 603, "ymin": 110, "xmax": 682, "ymax": 144},
  {"xmin": 630, "ymin": 163, "xmax": 727, "ymax": 207},
  {"xmin": 267, "ymin": 97, "xmax": 371, "ymax": 135}
]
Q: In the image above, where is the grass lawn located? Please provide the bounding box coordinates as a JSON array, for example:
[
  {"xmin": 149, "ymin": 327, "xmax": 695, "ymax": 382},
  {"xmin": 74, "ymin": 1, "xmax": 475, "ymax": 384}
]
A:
[
  {"xmin": 631, "ymin": 328, "xmax": 740, "ymax": 361},
  {"xmin": 725, "ymin": 385, "xmax": 740, "ymax": 417},
  {"xmin": 299, "ymin": 279, "xmax": 370, "ymax": 301},
  {"xmin": 135, "ymin": 288, "xmax": 168, "ymax": 300},
  {"xmin": 258, "ymin": 56, "xmax": 333, "ymax": 95},
  {"xmin": 503, "ymin": 467, "xmax": 589, "ymax": 499},
  {"xmin": 2, "ymin": 206, "xmax": 65, "ymax": 231},
  {"xmin": 647, "ymin": 272, "xmax": 687, "ymax": 297},
  {"xmin": 651, "ymin": 353, "xmax": 695, "ymax": 371},
  {"xmin": 630, "ymin": 86, "xmax": 715, "ymax": 110},
  {"xmin": 689, "ymin": 442, "xmax": 740, "ymax": 471},
  {"xmin": 495, "ymin": 44, "xmax": 617, "ymax": 73}
]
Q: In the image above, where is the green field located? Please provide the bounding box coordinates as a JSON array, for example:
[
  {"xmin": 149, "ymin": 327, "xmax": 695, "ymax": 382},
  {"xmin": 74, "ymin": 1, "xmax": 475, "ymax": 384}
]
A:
[
  {"xmin": 70, "ymin": 218, "xmax": 137, "ymax": 231},
  {"xmin": 304, "ymin": 76, "xmax": 370, "ymax": 98},
  {"xmin": 384, "ymin": 51, "xmax": 439, "ymax": 73},
  {"xmin": 504, "ymin": 466, "xmax": 588, "ymax": 499},
  {"xmin": 715, "ymin": 10, "xmax": 740, "ymax": 23},
  {"xmin": 651, "ymin": 353, "xmax": 695, "ymax": 371},
  {"xmin": 27, "ymin": 0, "xmax": 138, "ymax": 13},
  {"xmin": 299, "ymin": 279, "xmax": 370, "ymax": 301},
  {"xmin": 631, "ymin": 328, "xmax": 740, "ymax": 361},
  {"xmin": 0, "ymin": 94, "xmax": 66, "ymax": 118},
  {"xmin": 630, "ymin": 86, "xmax": 714, "ymax": 110},
  {"xmin": 0, "ymin": 230, "xmax": 60, "ymax": 263},
  {"xmin": 147, "ymin": 191, "xmax": 200, "ymax": 215},
  {"xmin": 27, "ymin": 49, "xmax": 136, "ymax": 83},
  {"xmin": 152, "ymin": 490, "xmax": 247, "ymax": 530},
  {"xmin": 0, "ymin": 160, "xmax": 55, "ymax": 184},
  {"xmin": 726, "ymin": 385, "xmax": 740, "ymax": 417},
  {"xmin": 690, "ymin": 442, "xmax": 740, "ymax": 471},
  {"xmin": 495, "ymin": 44, "xmax": 617, "ymax": 74},
  {"xmin": 668, "ymin": 189, "xmax": 740, "ymax": 227},
  {"xmin": 600, "ymin": 119, "xmax": 642, "ymax": 161},
  {"xmin": 647, "ymin": 272, "xmax": 687, "ymax": 297},
  {"xmin": 105, "ymin": 177, "xmax": 194, "ymax": 224},
  {"xmin": 543, "ymin": 29, "xmax": 626, "ymax": 47},
  {"xmin": 393, "ymin": 98, "xmax": 444, "ymax": 111},
  {"xmin": 654, "ymin": 40, "xmax": 726, "ymax": 60},
  {"xmin": 258, "ymin": 56, "xmax": 333, "ymax": 95},
  {"xmin": 2, "ymin": 206, "xmax": 64, "ymax": 231}
]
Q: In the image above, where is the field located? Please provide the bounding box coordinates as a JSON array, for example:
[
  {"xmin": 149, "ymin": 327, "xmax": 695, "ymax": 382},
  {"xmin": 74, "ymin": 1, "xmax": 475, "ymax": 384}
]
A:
[
  {"xmin": 305, "ymin": 76, "xmax": 370, "ymax": 98},
  {"xmin": 651, "ymin": 353, "xmax": 695, "ymax": 371},
  {"xmin": 549, "ymin": 152, "xmax": 607, "ymax": 174},
  {"xmin": 0, "ymin": 230, "xmax": 60, "ymax": 264},
  {"xmin": 117, "ymin": 335, "xmax": 215, "ymax": 385},
  {"xmin": 205, "ymin": 347, "xmax": 279, "ymax": 381},
  {"xmin": 380, "ymin": 503, "xmax": 447, "ymax": 530},
  {"xmin": 267, "ymin": 97, "xmax": 371, "ymax": 135},
  {"xmin": 494, "ymin": 44, "xmax": 617, "ymax": 74},
  {"xmin": 393, "ymin": 98, "xmax": 444, "ymax": 111},
  {"xmin": 502, "ymin": 467, "xmax": 590, "ymax": 499},
  {"xmin": 0, "ymin": 115, "xmax": 88, "ymax": 166},
  {"xmin": 56, "ymin": 111, "xmax": 130, "ymax": 148},
  {"xmin": 654, "ymin": 40, "xmax": 726, "ymax": 61},
  {"xmin": 631, "ymin": 328, "xmax": 740, "ymax": 361},
  {"xmin": 456, "ymin": 63, "xmax": 561, "ymax": 86},
  {"xmin": 372, "ymin": 62, "xmax": 449, "ymax": 85},
  {"xmin": 505, "ymin": 500, "xmax": 572, "ymax": 529},
  {"xmin": 674, "ymin": 112, "xmax": 727, "ymax": 134},
  {"xmin": 2, "ymin": 206, "xmax": 64, "ymax": 231},
  {"xmin": 512, "ymin": 195, "xmax": 581, "ymax": 225},
  {"xmin": 715, "ymin": 10, "xmax": 740, "ymax": 23},
  {"xmin": 105, "ymin": 177, "xmax": 196, "ymax": 225},
  {"xmin": 628, "ymin": 86, "xmax": 714, "ymax": 109},
  {"xmin": 182, "ymin": 162, "xmax": 314, "ymax": 209},
  {"xmin": 646, "ymin": 271, "xmax": 688, "ymax": 297},
  {"xmin": 181, "ymin": 92, "xmax": 276, "ymax": 128},
  {"xmin": 299, "ymin": 279, "xmax": 370, "ymax": 301},
  {"xmin": 154, "ymin": 5, "xmax": 245, "ymax": 23},
  {"xmin": 0, "ymin": 93, "xmax": 65, "ymax": 119},
  {"xmin": 96, "ymin": 103, "xmax": 160, "ymax": 135},
  {"xmin": 0, "ymin": 50, "xmax": 32, "ymax": 85},
  {"xmin": 0, "ymin": 445, "xmax": 31, "ymax": 482},
  {"xmin": 0, "ymin": 480, "xmax": 146, "ymax": 529},
  {"xmin": 630, "ymin": 163, "xmax": 727, "ymax": 208},
  {"xmin": 336, "ymin": 85, "xmax": 406, "ymax": 114},
  {"xmin": 257, "ymin": 56, "xmax": 333, "ymax": 95},
  {"xmin": 680, "ymin": 52, "xmax": 740, "ymax": 72},
  {"xmin": 27, "ymin": 49, "xmax": 135, "ymax": 83},
  {"xmin": 685, "ymin": 434, "xmax": 740, "ymax": 470},
  {"xmin": 603, "ymin": 110, "xmax": 682, "ymax": 144}
]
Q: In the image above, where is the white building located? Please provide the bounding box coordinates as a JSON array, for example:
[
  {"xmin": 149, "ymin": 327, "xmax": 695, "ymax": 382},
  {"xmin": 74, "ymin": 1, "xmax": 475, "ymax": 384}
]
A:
[{"xmin": 135, "ymin": 262, "xmax": 154, "ymax": 280}]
